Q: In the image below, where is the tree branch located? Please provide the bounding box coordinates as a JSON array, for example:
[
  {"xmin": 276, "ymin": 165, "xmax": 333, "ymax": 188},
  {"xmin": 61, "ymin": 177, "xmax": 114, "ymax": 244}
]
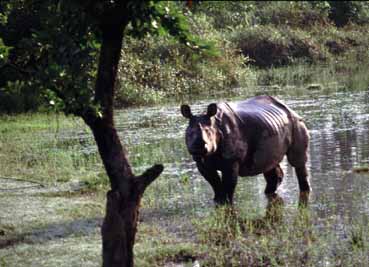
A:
[{"xmin": 134, "ymin": 164, "xmax": 164, "ymax": 195}]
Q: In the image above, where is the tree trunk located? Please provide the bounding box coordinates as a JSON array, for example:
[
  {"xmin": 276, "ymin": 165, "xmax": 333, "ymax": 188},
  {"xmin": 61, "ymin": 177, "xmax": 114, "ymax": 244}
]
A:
[
  {"xmin": 82, "ymin": 18, "xmax": 163, "ymax": 267},
  {"xmin": 85, "ymin": 117, "xmax": 163, "ymax": 267}
]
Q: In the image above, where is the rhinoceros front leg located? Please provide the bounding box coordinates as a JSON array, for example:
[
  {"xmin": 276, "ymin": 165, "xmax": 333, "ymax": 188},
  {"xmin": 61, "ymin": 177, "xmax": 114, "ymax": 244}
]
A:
[
  {"xmin": 263, "ymin": 164, "xmax": 284, "ymax": 195},
  {"xmin": 221, "ymin": 162, "xmax": 239, "ymax": 205},
  {"xmin": 196, "ymin": 161, "xmax": 225, "ymax": 204}
]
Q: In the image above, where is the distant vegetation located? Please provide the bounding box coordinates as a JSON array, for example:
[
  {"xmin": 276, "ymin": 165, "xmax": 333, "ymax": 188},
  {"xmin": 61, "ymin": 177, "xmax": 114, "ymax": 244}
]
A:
[{"xmin": 1, "ymin": 1, "xmax": 369, "ymax": 112}]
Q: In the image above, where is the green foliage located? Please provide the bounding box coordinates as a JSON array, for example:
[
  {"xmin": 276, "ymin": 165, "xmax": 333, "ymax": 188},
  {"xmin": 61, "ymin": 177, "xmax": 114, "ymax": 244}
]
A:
[
  {"xmin": 1, "ymin": 1, "xmax": 369, "ymax": 112},
  {"xmin": 0, "ymin": 37, "xmax": 10, "ymax": 65},
  {"xmin": 228, "ymin": 23, "xmax": 340, "ymax": 67},
  {"xmin": 0, "ymin": 0, "xmax": 100, "ymax": 114},
  {"xmin": 253, "ymin": 1, "xmax": 330, "ymax": 27},
  {"xmin": 0, "ymin": 4, "xmax": 13, "ymax": 93},
  {"xmin": 225, "ymin": 2, "xmax": 369, "ymax": 67},
  {"xmin": 115, "ymin": 1, "xmax": 369, "ymax": 101},
  {"xmin": 0, "ymin": 80, "xmax": 43, "ymax": 113},
  {"xmin": 329, "ymin": 1, "xmax": 369, "ymax": 27},
  {"xmin": 0, "ymin": 0, "xmax": 212, "ymax": 114},
  {"xmin": 115, "ymin": 33, "xmax": 249, "ymax": 106},
  {"xmin": 192, "ymin": 1, "xmax": 255, "ymax": 30},
  {"xmin": 128, "ymin": 1, "xmax": 216, "ymax": 56}
]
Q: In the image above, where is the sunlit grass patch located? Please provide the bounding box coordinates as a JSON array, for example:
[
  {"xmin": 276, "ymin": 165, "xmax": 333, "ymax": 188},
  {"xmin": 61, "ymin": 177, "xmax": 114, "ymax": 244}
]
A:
[
  {"xmin": 0, "ymin": 113, "xmax": 102, "ymax": 185},
  {"xmin": 191, "ymin": 203, "xmax": 369, "ymax": 266},
  {"xmin": 1, "ymin": 78, "xmax": 369, "ymax": 266},
  {"xmin": 0, "ymin": 235, "xmax": 102, "ymax": 267},
  {"xmin": 135, "ymin": 223, "xmax": 204, "ymax": 267},
  {"xmin": 254, "ymin": 59, "xmax": 369, "ymax": 93}
]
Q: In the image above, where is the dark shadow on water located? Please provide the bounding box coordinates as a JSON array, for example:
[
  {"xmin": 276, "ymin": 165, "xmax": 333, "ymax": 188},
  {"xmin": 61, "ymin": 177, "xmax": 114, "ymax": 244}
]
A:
[{"xmin": 0, "ymin": 217, "xmax": 102, "ymax": 249}]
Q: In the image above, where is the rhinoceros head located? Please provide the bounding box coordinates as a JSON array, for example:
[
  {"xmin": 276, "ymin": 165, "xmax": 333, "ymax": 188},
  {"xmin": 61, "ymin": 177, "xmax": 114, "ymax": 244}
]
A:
[{"xmin": 181, "ymin": 103, "xmax": 220, "ymax": 158}]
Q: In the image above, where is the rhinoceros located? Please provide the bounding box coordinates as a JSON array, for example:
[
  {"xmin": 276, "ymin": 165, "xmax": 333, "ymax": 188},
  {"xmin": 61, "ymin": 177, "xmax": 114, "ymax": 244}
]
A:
[{"xmin": 180, "ymin": 95, "xmax": 310, "ymax": 205}]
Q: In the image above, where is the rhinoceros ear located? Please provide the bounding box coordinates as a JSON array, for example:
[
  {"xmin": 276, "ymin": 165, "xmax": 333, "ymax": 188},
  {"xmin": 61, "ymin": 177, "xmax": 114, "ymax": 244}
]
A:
[
  {"xmin": 207, "ymin": 103, "xmax": 217, "ymax": 117},
  {"xmin": 180, "ymin": 104, "xmax": 192, "ymax": 119}
]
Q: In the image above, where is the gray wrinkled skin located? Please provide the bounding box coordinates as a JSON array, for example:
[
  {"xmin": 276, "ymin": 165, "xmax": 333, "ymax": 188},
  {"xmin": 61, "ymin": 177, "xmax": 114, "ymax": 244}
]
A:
[{"xmin": 181, "ymin": 95, "xmax": 310, "ymax": 205}]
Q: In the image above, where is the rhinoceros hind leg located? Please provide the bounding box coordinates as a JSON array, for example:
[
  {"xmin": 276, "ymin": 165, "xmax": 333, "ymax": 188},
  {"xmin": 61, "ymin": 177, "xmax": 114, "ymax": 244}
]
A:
[
  {"xmin": 295, "ymin": 166, "xmax": 310, "ymax": 192},
  {"xmin": 263, "ymin": 165, "xmax": 284, "ymax": 195},
  {"xmin": 286, "ymin": 120, "xmax": 310, "ymax": 193}
]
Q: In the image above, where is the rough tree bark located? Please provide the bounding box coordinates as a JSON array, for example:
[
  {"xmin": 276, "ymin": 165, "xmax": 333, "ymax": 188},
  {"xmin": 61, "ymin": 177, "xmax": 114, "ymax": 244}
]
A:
[{"xmin": 81, "ymin": 7, "xmax": 164, "ymax": 267}]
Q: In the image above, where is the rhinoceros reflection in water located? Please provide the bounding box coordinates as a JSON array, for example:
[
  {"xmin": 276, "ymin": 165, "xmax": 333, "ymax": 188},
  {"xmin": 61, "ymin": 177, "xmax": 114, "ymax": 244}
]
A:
[{"xmin": 181, "ymin": 95, "xmax": 310, "ymax": 205}]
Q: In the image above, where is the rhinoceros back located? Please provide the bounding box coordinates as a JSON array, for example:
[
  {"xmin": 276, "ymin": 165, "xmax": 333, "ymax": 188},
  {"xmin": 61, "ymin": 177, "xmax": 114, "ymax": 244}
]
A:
[{"xmin": 229, "ymin": 95, "xmax": 296, "ymax": 136}]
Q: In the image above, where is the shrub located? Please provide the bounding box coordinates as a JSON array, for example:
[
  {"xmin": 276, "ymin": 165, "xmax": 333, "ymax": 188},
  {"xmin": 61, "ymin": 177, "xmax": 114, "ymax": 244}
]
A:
[
  {"xmin": 230, "ymin": 25, "xmax": 326, "ymax": 67},
  {"xmin": 116, "ymin": 32, "xmax": 251, "ymax": 106},
  {"xmin": 253, "ymin": 1, "xmax": 330, "ymax": 28},
  {"xmin": 329, "ymin": 1, "xmax": 369, "ymax": 27},
  {"xmin": 192, "ymin": 1, "xmax": 255, "ymax": 30},
  {"xmin": 0, "ymin": 80, "xmax": 43, "ymax": 113}
]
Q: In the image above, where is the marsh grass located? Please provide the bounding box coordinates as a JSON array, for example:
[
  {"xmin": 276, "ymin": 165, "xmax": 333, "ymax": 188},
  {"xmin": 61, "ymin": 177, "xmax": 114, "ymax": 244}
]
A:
[
  {"xmin": 1, "ymin": 64, "xmax": 369, "ymax": 266},
  {"xmin": 112, "ymin": 2, "xmax": 369, "ymax": 107},
  {"xmin": 254, "ymin": 58, "xmax": 369, "ymax": 95},
  {"xmin": 190, "ymin": 203, "xmax": 369, "ymax": 267},
  {"xmin": 0, "ymin": 113, "xmax": 102, "ymax": 186},
  {"xmin": 135, "ymin": 223, "xmax": 203, "ymax": 267}
]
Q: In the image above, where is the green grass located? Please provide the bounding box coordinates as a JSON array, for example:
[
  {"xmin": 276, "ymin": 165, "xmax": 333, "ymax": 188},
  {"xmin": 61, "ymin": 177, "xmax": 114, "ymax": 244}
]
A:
[
  {"xmin": 0, "ymin": 113, "xmax": 104, "ymax": 186},
  {"xmin": 1, "ymin": 66, "xmax": 369, "ymax": 266},
  {"xmin": 112, "ymin": 1, "xmax": 369, "ymax": 106},
  {"xmin": 136, "ymin": 200, "xmax": 369, "ymax": 267},
  {"xmin": 199, "ymin": 206, "xmax": 368, "ymax": 266},
  {"xmin": 135, "ymin": 223, "xmax": 203, "ymax": 267},
  {"xmin": 2, "ymin": 2, "xmax": 369, "ymax": 112},
  {"xmin": 253, "ymin": 58, "xmax": 369, "ymax": 94}
]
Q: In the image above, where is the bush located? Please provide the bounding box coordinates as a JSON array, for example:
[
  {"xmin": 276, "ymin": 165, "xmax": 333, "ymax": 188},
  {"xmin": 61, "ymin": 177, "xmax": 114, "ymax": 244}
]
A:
[
  {"xmin": 192, "ymin": 1, "xmax": 255, "ymax": 30},
  {"xmin": 116, "ymin": 31, "xmax": 251, "ymax": 106},
  {"xmin": 2, "ymin": 1, "xmax": 369, "ymax": 112},
  {"xmin": 0, "ymin": 80, "xmax": 43, "ymax": 113},
  {"xmin": 253, "ymin": 1, "xmax": 330, "ymax": 28},
  {"xmin": 230, "ymin": 25, "xmax": 326, "ymax": 67},
  {"xmin": 329, "ymin": 1, "xmax": 369, "ymax": 27}
]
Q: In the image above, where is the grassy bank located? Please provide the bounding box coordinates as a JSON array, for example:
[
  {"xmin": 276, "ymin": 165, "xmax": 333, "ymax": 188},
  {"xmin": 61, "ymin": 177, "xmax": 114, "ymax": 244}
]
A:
[
  {"xmin": 2, "ymin": 2, "xmax": 368, "ymax": 112},
  {"xmin": 0, "ymin": 114, "xmax": 105, "ymax": 188},
  {"xmin": 114, "ymin": 1, "xmax": 369, "ymax": 106},
  {"xmin": 1, "ymin": 90, "xmax": 369, "ymax": 266},
  {"xmin": 1, "ymin": 2, "xmax": 369, "ymax": 266}
]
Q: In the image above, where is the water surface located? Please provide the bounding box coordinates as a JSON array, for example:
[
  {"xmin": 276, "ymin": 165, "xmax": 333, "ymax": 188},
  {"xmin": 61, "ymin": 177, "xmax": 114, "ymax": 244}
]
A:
[{"xmin": 113, "ymin": 90, "xmax": 369, "ymax": 225}]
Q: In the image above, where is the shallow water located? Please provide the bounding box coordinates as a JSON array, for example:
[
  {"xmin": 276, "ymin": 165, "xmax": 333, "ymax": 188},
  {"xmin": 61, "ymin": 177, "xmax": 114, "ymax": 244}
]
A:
[
  {"xmin": 1, "ymin": 89, "xmax": 368, "ymax": 266},
  {"xmin": 113, "ymin": 90, "xmax": 369, "ymax": 224},
  {"xmin": 25, "ymin": 89, "xmax": 368, "ymax": 230}
]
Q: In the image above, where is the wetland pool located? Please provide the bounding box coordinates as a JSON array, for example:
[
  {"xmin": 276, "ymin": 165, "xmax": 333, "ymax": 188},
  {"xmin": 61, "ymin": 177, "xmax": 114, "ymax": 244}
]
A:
[
  {"xmin": 1, "ymin": 89, "xmax": 368, "ymax": 266},
  {"xmin": 114, "ymin": 89, "xmax": 369, "ymax": 228}
]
